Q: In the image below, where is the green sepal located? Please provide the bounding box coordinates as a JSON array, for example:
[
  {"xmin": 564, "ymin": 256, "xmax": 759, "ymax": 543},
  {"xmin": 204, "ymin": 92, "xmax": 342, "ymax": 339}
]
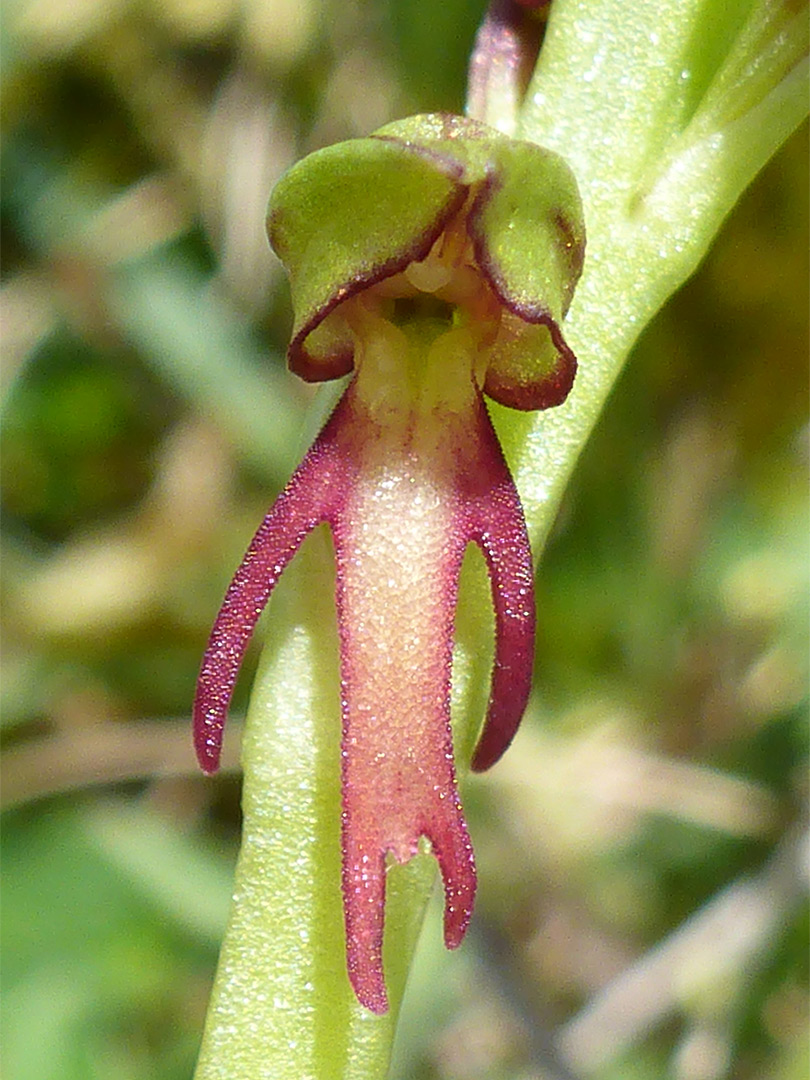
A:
[
  {"xmin": 377, "ymin": 114, "xmax": 585, "ymax": 409},
  {"xmin": 266, "ymin": 137, "xmax": 465, "ymax": 382},
  {"xmin": 268, "ymin": 113, "xmax": 585, "ymax": 411}
]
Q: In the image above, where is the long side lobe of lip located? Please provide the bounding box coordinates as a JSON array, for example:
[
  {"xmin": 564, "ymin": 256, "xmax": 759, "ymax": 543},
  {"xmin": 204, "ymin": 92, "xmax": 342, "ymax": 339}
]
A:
[
  {"xmin": 463, "ymin": 400, "xmax": 535, "ymax": 773},
  {"xmin": 192, "ymin": 403, "xmax": 351, "ymax": 774}
]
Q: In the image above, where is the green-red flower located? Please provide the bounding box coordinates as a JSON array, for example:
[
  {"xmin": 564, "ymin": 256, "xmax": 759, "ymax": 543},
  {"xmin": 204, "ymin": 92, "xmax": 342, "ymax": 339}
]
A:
[{"xmin": 193, "ymin": 113, "xmax": 584, "ymax": 1014}]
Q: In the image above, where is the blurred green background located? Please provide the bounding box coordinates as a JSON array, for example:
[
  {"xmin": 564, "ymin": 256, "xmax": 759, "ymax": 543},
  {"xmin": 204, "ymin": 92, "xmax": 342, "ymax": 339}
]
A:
[{"xmin": 1, "ymin": 1, "xmax": 807, "ymax": 1078}]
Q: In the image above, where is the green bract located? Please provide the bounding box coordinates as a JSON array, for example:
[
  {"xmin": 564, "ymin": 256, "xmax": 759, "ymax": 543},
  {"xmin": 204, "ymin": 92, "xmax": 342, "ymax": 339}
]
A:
[{"xmin": 267, "ymin": 113, "xmax": 585, "ymax": 411}]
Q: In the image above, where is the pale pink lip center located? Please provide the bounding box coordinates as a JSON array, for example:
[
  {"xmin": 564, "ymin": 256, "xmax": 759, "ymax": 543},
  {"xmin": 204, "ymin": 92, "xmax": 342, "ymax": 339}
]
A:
[
  {"xmin": 332, "ymin": 422, "xmax": 475, "ymax": 1015},
  {"xmin": 192, "ymin": 220, "xmax": 536, "ymax": 1014}
]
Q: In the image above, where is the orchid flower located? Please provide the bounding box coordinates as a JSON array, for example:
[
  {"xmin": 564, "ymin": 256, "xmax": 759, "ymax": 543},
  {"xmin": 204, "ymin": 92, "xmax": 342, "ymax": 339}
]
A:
[{"xmin": 193, "ymin": 112, "xmax": 584, "ymax": 1014}]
